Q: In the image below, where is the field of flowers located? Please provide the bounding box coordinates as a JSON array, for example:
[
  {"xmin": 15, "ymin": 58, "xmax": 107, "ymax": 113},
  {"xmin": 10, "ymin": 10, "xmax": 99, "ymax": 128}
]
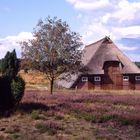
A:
[{"xmin": 0, "ymin": 90, "xmax": 140, "ymax": 140}]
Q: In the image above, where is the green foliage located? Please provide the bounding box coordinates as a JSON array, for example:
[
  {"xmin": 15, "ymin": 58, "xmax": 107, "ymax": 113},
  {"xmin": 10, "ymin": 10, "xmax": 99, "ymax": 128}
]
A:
[
  {"xmin": 0, "ymin": 76, "xmax": 25, "ymax": 112},
  {"xmin": 0, "ymin": 50, "xmax": 25, "ymax": 113},
  {"xmin": 0, "ymin": 76, "xmax": 14, "ymax": 111},
  {"xmin": 31, "ymin": 110, "xmax": 40, "ymax": 120},
  {"xmin": 0, "ymin": 49, "xmax": 19, "ymax": 79},
  {"xmin": 11, "ymin": 75, "xmax": 25, "ymax": 106}
]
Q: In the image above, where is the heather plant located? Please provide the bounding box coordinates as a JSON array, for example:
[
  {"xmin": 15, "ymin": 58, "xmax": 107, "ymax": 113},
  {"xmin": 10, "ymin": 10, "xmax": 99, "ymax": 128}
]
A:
[
  {"xmin": 35, "ymin": 123, "xmax": 47, "ymax": 133},
  {"xmin": 1, "ymin": 90, "xmax": 139, "ymax": 139},
  {"xmin": 55, "ymin": 112, "xmax": 65, "ymax": 120},
  {"xmin": 35, "ymin": 120, "xmax": 63, "ymax": 135},
  {"xmin": 21, "ymin": 91, "xmax": 140, "ymax": 127}
]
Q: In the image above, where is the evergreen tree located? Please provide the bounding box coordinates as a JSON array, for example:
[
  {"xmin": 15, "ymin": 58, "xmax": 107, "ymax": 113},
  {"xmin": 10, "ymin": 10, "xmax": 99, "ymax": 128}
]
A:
[
  {"xmin": 0, "ymin": 50, "xmax": 24, "ymax": 113},
  {"xmin": 1, "ymin": 49, "xmax": 19, "ymax": 79}
]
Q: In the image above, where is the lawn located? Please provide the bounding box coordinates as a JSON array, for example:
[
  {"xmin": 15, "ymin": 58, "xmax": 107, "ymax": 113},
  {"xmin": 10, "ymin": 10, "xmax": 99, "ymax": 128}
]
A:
[{"xmin": 0, "ymin": 90, "xmax": 140, "ymax": 140}]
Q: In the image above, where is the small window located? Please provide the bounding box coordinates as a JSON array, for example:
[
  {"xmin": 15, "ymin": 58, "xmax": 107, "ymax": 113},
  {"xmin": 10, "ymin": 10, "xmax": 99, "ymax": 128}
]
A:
[
  {"xmin": 135, "ymin": 76, "xmax": 140, "ymax": 81},
  {"xmin": 123, "ymin": 76, "xmax": 129, "ymax": 81},
  {"xmin": 94, "ymin": 76, "xmax": 101, "ymax": 81},
  {"xmin": 82, "ymin": 77, "xmax": 88, "ymax": 82}
]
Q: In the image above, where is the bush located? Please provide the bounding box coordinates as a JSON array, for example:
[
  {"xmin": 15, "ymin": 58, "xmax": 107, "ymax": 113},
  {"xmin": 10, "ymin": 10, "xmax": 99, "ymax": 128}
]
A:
[
  {"xmin": 0, "ymin": 75, "xmax": 25, "ymax": 113},
  {"xmin": 0, "ymin": 50, "xmax": 25, "ymax": 114},
  {"xmin": 0, "ymin": 76, "xmax": 14, "ymax": 111},
  {"xmin": 0, "ymin": 50, "xmax": 19, "ymax": 79},
  {"xmin": 11, "ymin": 76, "xmax": 25, "ymax": 106}
]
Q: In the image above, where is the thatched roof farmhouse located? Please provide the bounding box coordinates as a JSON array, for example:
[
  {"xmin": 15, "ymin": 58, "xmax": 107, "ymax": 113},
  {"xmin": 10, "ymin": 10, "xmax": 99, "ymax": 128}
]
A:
[{"xmin": 58, "ymin": 37, "xmax": 140, "ymax": 90}]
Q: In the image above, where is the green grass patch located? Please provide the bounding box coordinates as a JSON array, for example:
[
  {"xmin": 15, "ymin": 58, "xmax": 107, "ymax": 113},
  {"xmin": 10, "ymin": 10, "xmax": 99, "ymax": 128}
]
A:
[{"xmin": 31, "ymin": 110, "xmax": 41, "ymax": 120}]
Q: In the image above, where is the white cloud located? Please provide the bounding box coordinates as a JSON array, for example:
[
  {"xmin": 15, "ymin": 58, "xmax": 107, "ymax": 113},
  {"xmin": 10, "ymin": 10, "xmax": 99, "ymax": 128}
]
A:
[
  {"xmin": 0, "ymin": 32, "xmax": 33, "ymax": 58},
  {"xmin": 102, "ymin": 13, "xmax": 111, "ymax": 24},
  {"xmin": 113, "ymin": 0, "xmax": 135, "ymax": 22},
  {"xmin": 117, "ymin": 44, "xmax": 138, "ymax": 51},
  {"xmin": 112, "ymin": 26, "xmax": 140, "ymax": 38},
  {"xmin": 66, "ymin": 0, "xmax": 140, "ymax": 61},
  {"xmin": 82, "ymin": 22, "xmax": 110, "ymax": 44},
  {"xmin": 68, "ymin": 0, "xmax": 110, "ymax": 10},
  {"xmin": 67, "ymin": 0, "xmax": 140, "ymax": 38},
  {"xmin": 77, "ymin": 13, "xmax": 83, "ymax": 19},
  {"xmin": 109, "ymin": 0, "xmax": 140, "ymax": 23}
]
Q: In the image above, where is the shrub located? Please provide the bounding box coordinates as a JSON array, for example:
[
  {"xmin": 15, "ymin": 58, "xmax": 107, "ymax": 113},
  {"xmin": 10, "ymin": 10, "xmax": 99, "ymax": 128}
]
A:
[
  {"xmin": 0, "ymin": 76, "xmax": 14, "ymax": 111},
  {"xmin": 0, "ymin": 75, "xmax": 25, "ymax": 112},
  {"xmin": 0, "ymin": 50, "xmax": 19, "ymax": 79},
  {"xmin": 0, "ymin": 50, "xmax": 25, "ymax": 114},
  {"xmin": 11, "ymin": 75, "xmax": 25, "ymax": 106}
]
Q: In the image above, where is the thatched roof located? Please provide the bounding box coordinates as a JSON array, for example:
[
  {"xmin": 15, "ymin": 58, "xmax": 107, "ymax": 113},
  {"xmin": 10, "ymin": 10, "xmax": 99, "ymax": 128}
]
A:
[
  {"xmin": 57, "ymin": 37, "xmax": 140, "ymax": 88},
  {"xmin": 83, "ymin": 36, "xmax": 140, "ymax": 74}
]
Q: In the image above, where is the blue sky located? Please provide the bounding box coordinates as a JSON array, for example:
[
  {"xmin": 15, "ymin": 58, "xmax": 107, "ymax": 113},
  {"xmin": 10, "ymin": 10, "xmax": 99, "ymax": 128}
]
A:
[
  {"xmin": 0, "ymin": 0, "xmax": 140, "ymax": 61},
  {"xmin": 0, "ymin": 0, "xmax": 79, "ymax": 37}
]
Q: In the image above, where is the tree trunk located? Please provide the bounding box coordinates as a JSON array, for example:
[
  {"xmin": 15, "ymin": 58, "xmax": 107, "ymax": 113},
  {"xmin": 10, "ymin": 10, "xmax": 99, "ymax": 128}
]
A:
[{"xmin": 50, "ymin": 78, "xmax": 54, "ymax": 94}]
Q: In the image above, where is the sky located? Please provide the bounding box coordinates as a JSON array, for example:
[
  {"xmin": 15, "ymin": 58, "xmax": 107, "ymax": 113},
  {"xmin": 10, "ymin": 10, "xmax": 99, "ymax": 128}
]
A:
[{"xmin": 0, "ymin": 0, "xmax": 140, "ymax": 61}]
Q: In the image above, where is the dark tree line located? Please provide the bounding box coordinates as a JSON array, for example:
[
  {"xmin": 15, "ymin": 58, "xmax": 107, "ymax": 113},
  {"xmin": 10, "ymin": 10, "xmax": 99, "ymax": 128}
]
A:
[{"xmin": 135, "ymin": 62, "xmax": 140, "ymax": 68}]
